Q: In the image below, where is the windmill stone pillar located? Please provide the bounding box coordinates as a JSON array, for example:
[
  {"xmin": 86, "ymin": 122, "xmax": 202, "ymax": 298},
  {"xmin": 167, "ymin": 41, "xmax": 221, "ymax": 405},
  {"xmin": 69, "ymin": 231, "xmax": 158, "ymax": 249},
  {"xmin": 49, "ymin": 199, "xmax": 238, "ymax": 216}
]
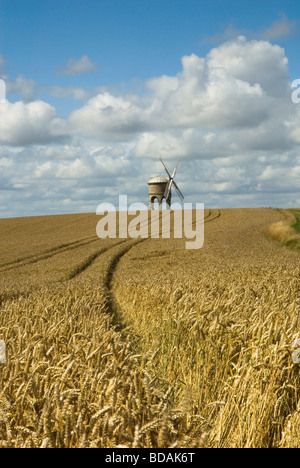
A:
[{"xmin": 148, "ymin": 176, "xmax": 171, "ymax": 210}]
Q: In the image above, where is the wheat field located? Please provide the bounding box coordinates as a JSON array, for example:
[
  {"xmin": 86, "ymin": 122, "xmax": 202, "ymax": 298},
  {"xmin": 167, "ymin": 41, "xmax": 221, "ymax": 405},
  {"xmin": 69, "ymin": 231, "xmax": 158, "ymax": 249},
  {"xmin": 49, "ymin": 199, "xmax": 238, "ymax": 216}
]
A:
[{"xmin": 0, "ymin": 207, "xmax": 300, "ymax": 448}]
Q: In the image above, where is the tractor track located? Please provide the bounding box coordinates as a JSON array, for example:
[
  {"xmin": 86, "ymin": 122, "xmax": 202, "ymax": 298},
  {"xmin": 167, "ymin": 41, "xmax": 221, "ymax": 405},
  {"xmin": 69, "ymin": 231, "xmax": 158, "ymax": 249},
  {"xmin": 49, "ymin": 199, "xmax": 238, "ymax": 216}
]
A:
[
  {"xmin": 0, "ymin": 235, "xmax": 100, "ymax": 273},
  {"xmin": 204, "ymin": 208, "xmax": 221, "ymax": 223},
  {"xmin": 65, "ymin": 208, "xmax": 222, "ymax": 282},
  {"xmin": 0, "ymin": 211, "xmax": 168, "ymax": 273},
  {"xmin": 63, "ymin": 211, "xmax": 167, "ymax": 281},
  {"xmin": 0, "ymin": 209, "xmax": 220, "ymax": 274},
  {"xmin": 0, "ymin": 209, "xmax": 223, "ymax": 320},
  {"xmin": 64, "ymin": 237, "xmax": 147, "ymax": 330},
  {"xmin": 102, "ymin": 239, "xmax": 147, "ymax": 329},
  {"xmin": 91, "ymin": 209, "xmax": 222, "ymax": 328},
  {"xmin": 66, "ymin": 239, "xmax": 129, "ymax": 280},
  {"xmin": 0, "ymin": 209, "xmax": 222, "ymax": 306}
]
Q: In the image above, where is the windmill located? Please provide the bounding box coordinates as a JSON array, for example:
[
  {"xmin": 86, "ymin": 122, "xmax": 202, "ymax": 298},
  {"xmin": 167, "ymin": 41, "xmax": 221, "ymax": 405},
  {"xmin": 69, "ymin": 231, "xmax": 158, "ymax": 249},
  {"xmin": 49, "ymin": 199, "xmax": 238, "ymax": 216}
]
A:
[{"xmin": 148, "ymin": 157, "xmax": 184, "ymax": 209}]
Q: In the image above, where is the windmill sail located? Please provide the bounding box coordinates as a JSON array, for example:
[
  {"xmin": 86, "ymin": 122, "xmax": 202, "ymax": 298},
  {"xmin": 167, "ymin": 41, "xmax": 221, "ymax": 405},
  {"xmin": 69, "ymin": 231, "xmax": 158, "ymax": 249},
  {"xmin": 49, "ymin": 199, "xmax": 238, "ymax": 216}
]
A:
[
  {"xmin": 159, "ymin": 157, "xmax": 171, "ymax": 177},
  {"xmin": 160, "ymin": 157, "xmax": 184, "ymax": 203},
  {"xmin": 173, "ymin": 180, "xmax": 184, "ymax": 201}
]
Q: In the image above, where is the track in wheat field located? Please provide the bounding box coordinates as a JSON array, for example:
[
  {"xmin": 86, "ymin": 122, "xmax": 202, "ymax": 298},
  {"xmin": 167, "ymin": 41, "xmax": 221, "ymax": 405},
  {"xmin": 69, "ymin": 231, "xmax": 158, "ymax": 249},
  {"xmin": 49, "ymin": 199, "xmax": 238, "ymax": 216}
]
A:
[
  {"xmin": 204, "ymin": 208, "xmax": 221, "ymax": 223},
  {"xmin": 0, "ymin": 236, "xmax": 100, "ymax": 272},
  {"xmin": 65, "ymin": 208, "xmax": 219, "ymax": 324},
  {"xmin": 66, "ymin": 209, "xmax": 216, "ymax": 281},
  {"xmin": 66, "ymin": 239, "xmax": 130, "ymax": 280},
  {"xmin": 89, "ymin": 209, "xmax": 223, "ymax": 328}
]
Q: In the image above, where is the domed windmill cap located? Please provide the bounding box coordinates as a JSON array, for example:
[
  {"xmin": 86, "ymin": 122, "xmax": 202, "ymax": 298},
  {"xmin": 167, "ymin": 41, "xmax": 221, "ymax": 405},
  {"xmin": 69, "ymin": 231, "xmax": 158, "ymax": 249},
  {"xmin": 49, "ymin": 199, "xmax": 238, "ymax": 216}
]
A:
[{"xmin": 148, "ymin": 175, "xmax": 169, "ymax": 184}]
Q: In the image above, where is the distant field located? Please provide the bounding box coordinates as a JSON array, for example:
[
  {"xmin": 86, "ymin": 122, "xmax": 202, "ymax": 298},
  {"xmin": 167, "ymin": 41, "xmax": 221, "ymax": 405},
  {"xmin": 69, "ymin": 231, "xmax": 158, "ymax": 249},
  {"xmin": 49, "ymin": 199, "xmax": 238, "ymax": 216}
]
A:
[{"xmin": 0, "ymin": 208, "xmax": 300, "ymax": 448}]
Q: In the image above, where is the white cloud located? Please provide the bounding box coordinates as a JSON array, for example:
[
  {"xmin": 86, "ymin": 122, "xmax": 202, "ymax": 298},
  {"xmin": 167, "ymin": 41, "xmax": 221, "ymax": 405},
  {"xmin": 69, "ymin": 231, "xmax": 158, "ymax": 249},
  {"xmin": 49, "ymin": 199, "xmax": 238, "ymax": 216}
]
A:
[
  {"xmin": 161, "ymin": 53, "xmax": 270, "ymax": 128},
  {"xmin": 0, "ymin": 157, "xmax": 13, "ymax": 167},
  {"xmin": 68, "ymin": 92, "xmax": 146, "ymax": 140},
  {"xmin": 146, "ymin": 75, "xmax": 179, "ymax": 98},
  {"xmin": 6, "ymin": 74, "xmax": 37, "ymax": 101},
  {"xmin": 55, "ymin": 151, "xmax": 134, "ymax": 180},
  {"xmin": 207, "ymin": 39, "xmax": 290, "ymax": 98},
  {"xmin": 47, "ymin": 85, "xmax": 89, "ymax": 101},
  {"xmin": 288, "ymin": 105, "xmax": 300, "ymax": 143},
  {"xmin": 2, "ymin": 37, "xmax": 300, "ymax": 217},
  {"xmin": 5, "ymin": 74, "xmax": 90, "ymax": 103},
  {"xmin": 55, "ymin": 55, "xmax": 98, "ymax": 76},
  {"xmin": 34, "ymin": 161, "xmax": 53, "ymax": 178},
  {"xmin": 67, "ymin": 38, "xmax": 293, "ymax": 145},
  {"xmin": 0, "ymin": 100, "xmax": 67, "ymax": 146}
]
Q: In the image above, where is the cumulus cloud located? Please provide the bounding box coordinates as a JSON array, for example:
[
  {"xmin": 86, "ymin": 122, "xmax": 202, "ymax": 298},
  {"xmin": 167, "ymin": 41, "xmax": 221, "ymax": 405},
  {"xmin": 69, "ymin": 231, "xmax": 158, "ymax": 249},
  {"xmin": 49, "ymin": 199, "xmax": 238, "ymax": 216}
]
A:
[
  {"xmin": 63, "ymin": 38, "xmax": 300, "ymax": 209},
  {"xmin": 207, "ymin": 38, "xmax": 290, "ymax": 98},
  {"xmin": 67, "ymin": 38, "xmax": 293, "ymax": 145},
  {"xmin": 2, "ymin": 37, "xmax": 300, "ymax": 217},
  {"xmin": 0, "ymin": 100, "xmax": 67, "ymax": 145},
  {"xmin": 55, "ymin": 55, "xmax": 98, "ymax": 76},
  {"xmin": 68, "ymin": 92, "xmax": 147, "ymax": 140}
]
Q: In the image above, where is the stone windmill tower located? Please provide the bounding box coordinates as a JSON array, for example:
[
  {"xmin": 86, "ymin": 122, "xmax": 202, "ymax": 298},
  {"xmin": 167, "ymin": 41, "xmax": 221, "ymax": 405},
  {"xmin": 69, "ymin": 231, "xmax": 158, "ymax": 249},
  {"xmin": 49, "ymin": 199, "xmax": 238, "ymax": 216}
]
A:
[{"xmin": 148, "ymin": 157, "xmax": 184, "ymax": 209}]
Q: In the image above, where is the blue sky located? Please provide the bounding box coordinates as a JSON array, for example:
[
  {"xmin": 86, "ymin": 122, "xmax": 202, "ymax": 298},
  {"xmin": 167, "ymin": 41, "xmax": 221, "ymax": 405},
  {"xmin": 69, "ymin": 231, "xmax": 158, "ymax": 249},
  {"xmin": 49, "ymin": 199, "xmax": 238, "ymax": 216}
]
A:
[
  {"xmin": 2, "ymin": 1, "xmax": 300, "ymax": 105},
  {"xmin": 0, "ymin": 0, "xmax": 300, "ymax": 217}
]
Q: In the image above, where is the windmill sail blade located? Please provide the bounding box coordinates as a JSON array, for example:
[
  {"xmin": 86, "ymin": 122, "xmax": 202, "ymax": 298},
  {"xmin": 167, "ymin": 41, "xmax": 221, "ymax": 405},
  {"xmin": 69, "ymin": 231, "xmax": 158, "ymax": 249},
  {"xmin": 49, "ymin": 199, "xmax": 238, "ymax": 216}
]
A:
[
  {"xmin": 159, "ymin": 157, "xmax": 172, "ymax": 178},
  {"xmin": 172, "ymin": 161, "xmax": 180, "ymax": 179},
  {"xmin": 159, "ymin": 157, "xmax": 183, "ymax": 203},
  {"xmin": 164, "ymin": 178, "xmax": 173, "ymax": 199},
  {"xmin": 173, "ymin": 180, "xmax": 184, "ymax": 201}
]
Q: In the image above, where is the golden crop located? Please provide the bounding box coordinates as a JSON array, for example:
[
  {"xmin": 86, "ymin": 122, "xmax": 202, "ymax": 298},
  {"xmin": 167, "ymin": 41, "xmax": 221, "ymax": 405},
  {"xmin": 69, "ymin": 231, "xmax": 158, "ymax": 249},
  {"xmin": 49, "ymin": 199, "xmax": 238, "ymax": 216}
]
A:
[{"xmin": 0, "ymin": 208, "xmax": 300, "ymax": 447}]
